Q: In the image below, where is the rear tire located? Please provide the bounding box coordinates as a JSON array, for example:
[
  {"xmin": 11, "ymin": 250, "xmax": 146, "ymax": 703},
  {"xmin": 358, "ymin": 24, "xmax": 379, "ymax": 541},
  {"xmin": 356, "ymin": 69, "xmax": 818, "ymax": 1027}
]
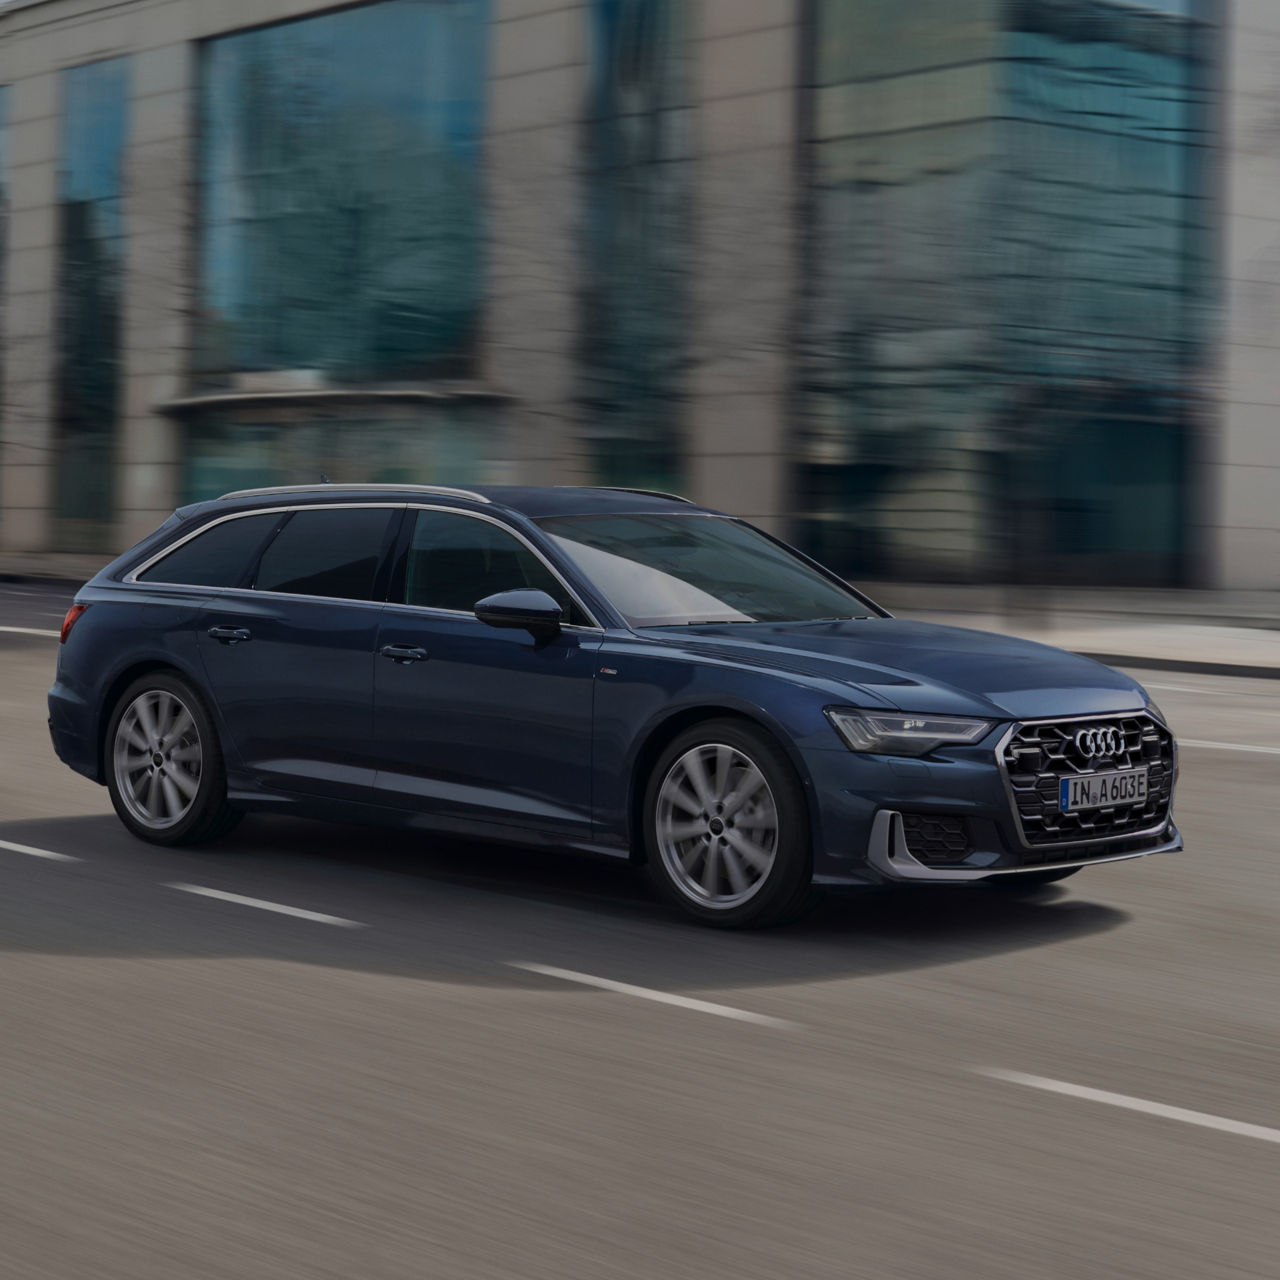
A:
[
  {"xmin": 105, "ymin": 671, "xmax": 241, "ymax": 846},
  {"xmin": 643, "ymin": 719, "xmax": 817, "ymax": 928},
  {"xmin": 984, "ymin": 866, "xmax": 1081, "ymax": 890}
]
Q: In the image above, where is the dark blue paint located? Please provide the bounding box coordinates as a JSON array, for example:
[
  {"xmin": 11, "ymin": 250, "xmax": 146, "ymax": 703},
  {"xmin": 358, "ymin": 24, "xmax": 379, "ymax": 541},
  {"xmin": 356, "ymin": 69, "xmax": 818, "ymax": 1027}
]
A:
[{"xmin": 51, "ymin": 485, "xmax": 1178, "ymax": 886}]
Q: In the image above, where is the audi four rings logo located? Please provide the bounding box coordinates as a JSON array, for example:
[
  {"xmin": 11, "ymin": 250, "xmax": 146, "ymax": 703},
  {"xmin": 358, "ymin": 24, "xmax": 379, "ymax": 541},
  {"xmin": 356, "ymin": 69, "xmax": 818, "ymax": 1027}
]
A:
[{"xmin": 1075, "ymin": 725, "xmax": 1124, "ymax": 758}]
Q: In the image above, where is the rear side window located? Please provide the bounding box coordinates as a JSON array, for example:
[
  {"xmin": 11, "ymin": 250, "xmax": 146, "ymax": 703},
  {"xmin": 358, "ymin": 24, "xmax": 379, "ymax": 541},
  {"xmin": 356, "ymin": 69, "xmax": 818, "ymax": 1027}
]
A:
[
  {"xmin": 254, "ymin": 507, "xmax": 395, "ymax": 601},
  {"xmin": 136, "ymin": 513, "xmax": 279, "ymax": 588}
]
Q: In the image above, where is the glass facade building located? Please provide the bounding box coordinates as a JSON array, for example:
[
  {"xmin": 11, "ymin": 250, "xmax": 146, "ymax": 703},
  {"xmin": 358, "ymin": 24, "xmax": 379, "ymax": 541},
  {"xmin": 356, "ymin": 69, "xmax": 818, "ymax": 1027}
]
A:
[
  {"xmin": 184, "ymin": 0, "xmax": 491, "ymax": 501},
  {"xmin": 797, "ymin": 0, "xmax": 1213, "ymax": 585},
  {"xmin": 53, "ymin": 57, "xmax": 129, "ymax": 551}
]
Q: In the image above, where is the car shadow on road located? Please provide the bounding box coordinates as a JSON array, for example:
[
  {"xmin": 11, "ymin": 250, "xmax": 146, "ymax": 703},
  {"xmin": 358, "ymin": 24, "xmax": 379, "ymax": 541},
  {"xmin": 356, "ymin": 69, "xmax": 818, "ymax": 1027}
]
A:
[{"xmin": 0, "ymin": 812, "xmax": 1132, "ymax": 994}]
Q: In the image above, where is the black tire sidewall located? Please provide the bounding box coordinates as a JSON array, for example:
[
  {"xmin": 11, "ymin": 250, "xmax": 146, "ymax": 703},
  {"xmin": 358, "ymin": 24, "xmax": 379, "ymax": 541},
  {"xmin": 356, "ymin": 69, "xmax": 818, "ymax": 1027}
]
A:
[
  {"xmin": 642, "ymin": 718, "xmax": 813, "ymax": 928},
  {"xmin": 104, "ymin": 671, "xmax": 232, "ymax": 846}
]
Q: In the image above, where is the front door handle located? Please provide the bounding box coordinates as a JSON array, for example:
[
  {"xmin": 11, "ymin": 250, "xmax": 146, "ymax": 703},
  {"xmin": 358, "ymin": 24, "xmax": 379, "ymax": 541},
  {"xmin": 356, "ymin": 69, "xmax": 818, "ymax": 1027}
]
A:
[
  {"xmin": 380, "ymin": 643, "xmax": 429, "ymax": 664},
  {"xmin": 208, "ymin": 626, "xmax": 252, "ymax": 644}
]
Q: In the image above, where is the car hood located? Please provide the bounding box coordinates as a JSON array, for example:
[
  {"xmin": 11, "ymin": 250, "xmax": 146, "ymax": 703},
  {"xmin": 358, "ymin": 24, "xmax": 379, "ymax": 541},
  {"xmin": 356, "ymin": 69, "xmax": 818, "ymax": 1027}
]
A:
[{"xmin": 647, "ymin": 618, "xmax": 1148, "ymax": 721}]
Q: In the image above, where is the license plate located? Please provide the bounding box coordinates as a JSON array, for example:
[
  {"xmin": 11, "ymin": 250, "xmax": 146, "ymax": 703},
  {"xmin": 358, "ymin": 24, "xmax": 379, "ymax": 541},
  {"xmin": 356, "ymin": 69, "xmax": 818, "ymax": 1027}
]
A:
[{"xmin": 1059, "ymin": 768, "xmax": 1148, "ymax": 812}]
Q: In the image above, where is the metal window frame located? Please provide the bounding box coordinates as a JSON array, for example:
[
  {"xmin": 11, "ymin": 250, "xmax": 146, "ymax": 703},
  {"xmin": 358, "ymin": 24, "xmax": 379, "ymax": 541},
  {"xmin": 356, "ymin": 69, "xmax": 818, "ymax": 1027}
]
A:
[{"xmin": 123, "ymin": 501, "xmax": 604, "ymax": 631}]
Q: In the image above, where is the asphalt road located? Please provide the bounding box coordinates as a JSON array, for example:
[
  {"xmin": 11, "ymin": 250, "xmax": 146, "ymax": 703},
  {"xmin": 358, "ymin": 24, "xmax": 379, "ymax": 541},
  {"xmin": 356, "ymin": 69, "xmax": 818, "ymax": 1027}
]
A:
[{"xmin": 1, "ymin": 585, "xmax": 1277, "ymax": 1279}]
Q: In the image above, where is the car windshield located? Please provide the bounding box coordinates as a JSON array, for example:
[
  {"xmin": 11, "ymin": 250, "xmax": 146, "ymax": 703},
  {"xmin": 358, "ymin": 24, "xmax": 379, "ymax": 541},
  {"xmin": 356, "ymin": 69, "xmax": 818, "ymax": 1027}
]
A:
[{"xmin": 537, "ymin": 514, "xmax": 875, "ymax": 627}]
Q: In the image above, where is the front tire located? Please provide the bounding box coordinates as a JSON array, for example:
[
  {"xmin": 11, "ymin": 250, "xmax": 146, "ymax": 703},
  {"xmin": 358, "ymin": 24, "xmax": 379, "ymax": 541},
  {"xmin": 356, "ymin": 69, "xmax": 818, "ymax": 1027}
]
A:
[
  {"xmin": 643, "ymin": 719, "xmax": 816, "ymax": 928},
  {"xmin": 105, "ymin": 672, "xmax": 240, "ymax": 846}
]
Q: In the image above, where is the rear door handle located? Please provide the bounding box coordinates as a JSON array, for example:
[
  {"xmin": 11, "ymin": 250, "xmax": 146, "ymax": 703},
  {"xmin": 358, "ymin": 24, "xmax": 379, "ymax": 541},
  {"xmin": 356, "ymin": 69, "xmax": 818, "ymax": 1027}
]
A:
[
  {"xmin": 380, "ymin": 644, "xmax": 429, "ymax": 664},
  {"xmin": 208, "ymin": 626, "xmax": 252, "ymax": 645}
]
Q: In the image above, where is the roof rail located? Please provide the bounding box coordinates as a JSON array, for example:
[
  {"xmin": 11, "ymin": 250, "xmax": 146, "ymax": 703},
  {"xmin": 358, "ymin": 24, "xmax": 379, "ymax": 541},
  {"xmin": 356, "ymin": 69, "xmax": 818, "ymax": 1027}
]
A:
[
  {"xmin": 591, "ymin": 486, "xmax": 696, "ymax": 505},
  {"xmin": 218, "ymin": 483, "xmax": 491, "ymax": 503}
]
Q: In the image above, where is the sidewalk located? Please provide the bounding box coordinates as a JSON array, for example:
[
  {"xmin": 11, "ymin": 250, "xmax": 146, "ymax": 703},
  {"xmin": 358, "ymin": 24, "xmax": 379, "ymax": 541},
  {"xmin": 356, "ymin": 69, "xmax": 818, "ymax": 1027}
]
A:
[{"xmin": 866, "ymin": 584, "xmax": 1279, "ymax": 679}]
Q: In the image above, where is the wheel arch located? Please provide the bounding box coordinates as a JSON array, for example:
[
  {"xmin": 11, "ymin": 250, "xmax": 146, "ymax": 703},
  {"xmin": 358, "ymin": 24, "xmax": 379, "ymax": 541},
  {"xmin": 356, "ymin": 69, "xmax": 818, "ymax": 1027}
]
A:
[
  {"xmin": 95, "ymin": 658, "xmax": 210, "ymax": 783},
  {"xmin": 625, "ymin": 704, "xmax": 817, "ymax": 866}
]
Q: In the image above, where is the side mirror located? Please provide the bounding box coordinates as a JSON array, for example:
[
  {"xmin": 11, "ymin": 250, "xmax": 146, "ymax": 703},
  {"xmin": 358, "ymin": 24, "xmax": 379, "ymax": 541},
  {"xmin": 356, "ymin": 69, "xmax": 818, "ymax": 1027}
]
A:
[{"xmin": 474, "ymin": 588, "xmax": 563, "ymax": 638}]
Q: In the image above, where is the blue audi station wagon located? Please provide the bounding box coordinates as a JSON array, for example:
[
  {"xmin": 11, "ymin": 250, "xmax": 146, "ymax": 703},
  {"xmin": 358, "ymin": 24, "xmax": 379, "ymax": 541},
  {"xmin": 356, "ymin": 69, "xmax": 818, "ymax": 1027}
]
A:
[{"xmin": 49, "ymin": 484, "xmax": 1182, "ymax": 927}]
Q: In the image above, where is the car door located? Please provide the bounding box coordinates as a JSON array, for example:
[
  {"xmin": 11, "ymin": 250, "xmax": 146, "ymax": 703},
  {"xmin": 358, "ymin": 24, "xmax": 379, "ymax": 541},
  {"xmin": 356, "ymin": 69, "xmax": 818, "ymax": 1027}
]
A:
[
  {"xmin": 197, "ymin": 504, "xmax": 402, "ymax": 801},
  {"xmin": 371, "ymin": 506, "xmax": 602, "ymax": 839}
]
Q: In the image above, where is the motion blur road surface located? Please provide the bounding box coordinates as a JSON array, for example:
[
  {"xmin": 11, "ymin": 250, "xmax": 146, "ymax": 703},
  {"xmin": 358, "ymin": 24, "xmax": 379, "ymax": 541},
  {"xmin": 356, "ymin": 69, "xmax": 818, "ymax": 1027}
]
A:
[{"xmin": 1, "ymin": 583, "xmax": 1277, "ymax": 1279}]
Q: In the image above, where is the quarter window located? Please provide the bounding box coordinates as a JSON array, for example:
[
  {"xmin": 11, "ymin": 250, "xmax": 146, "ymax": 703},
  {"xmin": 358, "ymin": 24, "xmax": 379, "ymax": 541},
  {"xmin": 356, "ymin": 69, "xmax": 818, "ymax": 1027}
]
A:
[
  {"xmin": 254, "ymin": 508, "xmax": 395, "ymax": 601},
  {"xmin": 136, "ymin": 512, "xmax": 279, "ymax": 588},
  {"xmin": 404, "ymin": 510, "xmax": 584, "ymax": 622}
]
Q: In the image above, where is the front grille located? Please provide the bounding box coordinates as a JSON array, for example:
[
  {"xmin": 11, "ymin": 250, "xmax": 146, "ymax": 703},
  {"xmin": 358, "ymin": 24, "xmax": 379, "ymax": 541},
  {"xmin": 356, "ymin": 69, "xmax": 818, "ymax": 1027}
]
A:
[
  {"xmin": 901, "ymin": 813, "xmax": 972, "ymax": 865},
  {"xmin": 1001, "ymin": 713, "xmax": 1174, "ymax": 848}
]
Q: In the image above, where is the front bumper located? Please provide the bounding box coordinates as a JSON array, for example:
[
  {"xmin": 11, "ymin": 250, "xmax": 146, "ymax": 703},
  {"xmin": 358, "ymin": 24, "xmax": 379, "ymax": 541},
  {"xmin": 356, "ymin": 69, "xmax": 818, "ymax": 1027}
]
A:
[{"xmin": 865, "ymin": 809, "xmax": 1184, "ymax": 882}]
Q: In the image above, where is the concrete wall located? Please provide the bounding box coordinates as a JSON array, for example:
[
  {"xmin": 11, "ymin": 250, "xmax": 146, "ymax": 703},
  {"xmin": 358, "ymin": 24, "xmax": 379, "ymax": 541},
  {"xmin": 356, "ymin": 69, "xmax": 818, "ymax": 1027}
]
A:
[
  {"xmin": 1217, "ymin": 0, "xmax": 1280, "ymax": 587},
  {"xmin": 686, "ymin": 0, "xmax": 799, "ymax": 531}
]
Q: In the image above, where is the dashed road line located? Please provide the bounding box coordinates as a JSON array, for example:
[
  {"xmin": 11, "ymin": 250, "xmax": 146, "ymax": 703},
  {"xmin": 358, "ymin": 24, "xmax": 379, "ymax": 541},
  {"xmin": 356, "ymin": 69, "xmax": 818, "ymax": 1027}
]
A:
[
  {"xmin": 1178, "ymin": 739, "xmax": 1280, "ymax": 756},
  {"xmin": 166, "ymin": 882, "xmax": 366, "ymax": 928},
  {"xmin": 0, "ymin": 838, "xmax": 80, "ymax": 862},
  {"xmin": 976, "ymin": 1068, "xmax": 1280, "ymax": 1146},
  {"xmin": 0, "ymin": 625, "xmax": 60, "ymax": 638},
  {"xmin": 510, "ymin": 962, "xmax": 797, "ymax": 1029}
]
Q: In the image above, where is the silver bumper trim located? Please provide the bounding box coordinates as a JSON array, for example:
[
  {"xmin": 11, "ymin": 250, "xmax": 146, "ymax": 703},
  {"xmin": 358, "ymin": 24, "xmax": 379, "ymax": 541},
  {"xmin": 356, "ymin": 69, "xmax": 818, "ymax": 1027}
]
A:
[{"xmin": 866, "ymin": 810, "xmax": 1184, "ymax": 883}]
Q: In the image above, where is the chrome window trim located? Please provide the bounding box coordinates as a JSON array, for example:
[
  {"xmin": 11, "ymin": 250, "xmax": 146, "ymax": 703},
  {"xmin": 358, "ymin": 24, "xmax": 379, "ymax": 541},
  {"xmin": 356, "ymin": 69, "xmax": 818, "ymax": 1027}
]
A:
[
  {"xmin": 400, "ymin": 503, "xmax": 603, "ymax": 631},
  {"xmin": 124, "ymin": 500, "xmax": 603, "ymax": 628},
  {"xmin": 995, "ymin": 709, "xmax": 1176, "ymax": 851},
  {"xmin": 218, "ymin": 483, "xmax": 491, "ymax": 503},
  {"xmin": 123, "ymin": 503, "xmax": 406, "ymax": 587}
]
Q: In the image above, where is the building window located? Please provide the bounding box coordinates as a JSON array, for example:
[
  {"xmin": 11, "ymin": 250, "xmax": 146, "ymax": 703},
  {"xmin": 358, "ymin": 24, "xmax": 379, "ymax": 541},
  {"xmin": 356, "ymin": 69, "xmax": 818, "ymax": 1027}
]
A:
[
  {"xmin": 54, "ymin": 57, "xmax": 129, "ymax": 552},
  {"xmin": 196, "ymin": 0, "xmax": 488, "ymax": 389},
  {"xmin": 797, "ymin": 0, "xmax": 1213, "ymax": 587},
  {"xmin": 580, "ymin": 0, "xmax": 692, "ymax": 491},
  {"xmin": 0, "ymin": 84, "xmax": 10, "ymax": 396}
]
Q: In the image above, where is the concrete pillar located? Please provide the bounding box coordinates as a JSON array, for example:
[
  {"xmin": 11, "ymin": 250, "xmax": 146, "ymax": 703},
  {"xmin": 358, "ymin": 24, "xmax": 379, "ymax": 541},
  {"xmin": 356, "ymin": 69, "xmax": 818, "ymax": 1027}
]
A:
[
  {"xmin": 484, "ymin": 0, "xmax": 589, "ymax": 486},
  {"xmin": 0, "ymin": 72, "xmax": 59, "ymax": 553},
  {"xmin": 117, "ymin": 41, "xmax": 193, "ymax": 548},
  {"xmin": 686, "ymin": 0, "xmax": 800, "ymax": 530}
]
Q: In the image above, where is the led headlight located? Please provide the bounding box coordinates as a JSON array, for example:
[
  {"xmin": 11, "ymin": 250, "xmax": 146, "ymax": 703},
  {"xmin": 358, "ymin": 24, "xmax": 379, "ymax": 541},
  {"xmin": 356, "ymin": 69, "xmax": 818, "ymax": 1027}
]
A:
[{"xmin": 825, "ymin": 708, "xmax": 994, "ymax": 757}]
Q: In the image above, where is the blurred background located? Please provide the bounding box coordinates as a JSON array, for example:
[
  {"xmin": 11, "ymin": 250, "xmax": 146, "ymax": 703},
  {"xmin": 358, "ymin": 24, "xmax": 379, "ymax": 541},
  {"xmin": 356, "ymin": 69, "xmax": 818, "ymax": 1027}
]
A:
[{"xmin": 0, "ymin": 0, "xmax": 1271, "ymax": 596}]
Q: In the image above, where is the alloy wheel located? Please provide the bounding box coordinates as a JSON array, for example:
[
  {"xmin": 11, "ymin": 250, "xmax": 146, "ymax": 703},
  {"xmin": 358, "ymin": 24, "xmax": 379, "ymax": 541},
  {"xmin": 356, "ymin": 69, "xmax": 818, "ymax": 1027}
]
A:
[
  {"xmin": 112, "ymin": 688, "xmax": 203, "ymax": 829},
  {"xmin": 655, "ymin": 743, "xmax": 779, "ymax": 909}
]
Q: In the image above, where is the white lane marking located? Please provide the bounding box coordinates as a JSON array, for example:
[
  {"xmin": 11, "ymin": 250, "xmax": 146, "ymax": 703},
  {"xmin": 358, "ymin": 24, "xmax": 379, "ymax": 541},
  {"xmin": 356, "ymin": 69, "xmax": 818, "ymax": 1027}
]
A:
[
  {"xmin": 510, "ymin": 962, "xmax": 797, "ymax": 1029},
  {"xmin": 166, "ymin": 883, "xmax": 365, "ymax": 928},
  {"xmin": 977, "ymin": 1069, "xmax": 1280, "ymax": 1146},
  {"xmin": 0, "ymin": 838, "xmax": 80, "ymax": 862},
  {"xmin": 1179, "ymin": 739, "xmax": 1280, "ymax": 756},
  {"xmin": 0, "ymin": 625, "xmax": 60, "ymax": 638}
]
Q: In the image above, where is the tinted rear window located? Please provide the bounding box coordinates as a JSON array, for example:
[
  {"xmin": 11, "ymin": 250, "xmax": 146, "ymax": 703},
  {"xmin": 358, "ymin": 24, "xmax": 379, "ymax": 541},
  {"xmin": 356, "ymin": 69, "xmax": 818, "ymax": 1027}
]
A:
[
  {"xmin": 136, "ymin": 513, "xmax": 279, "ymax": 588},
  {"xmin": 254, "ymin": 507, "xmax": 395, "ymax": 600}
]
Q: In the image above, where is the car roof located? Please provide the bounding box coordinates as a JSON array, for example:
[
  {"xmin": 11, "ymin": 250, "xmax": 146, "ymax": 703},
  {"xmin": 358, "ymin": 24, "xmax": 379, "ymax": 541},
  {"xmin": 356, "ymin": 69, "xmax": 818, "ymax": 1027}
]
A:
[{"xmin": 180, "ymin": 484, "xmax": 713, "ymax": 522}]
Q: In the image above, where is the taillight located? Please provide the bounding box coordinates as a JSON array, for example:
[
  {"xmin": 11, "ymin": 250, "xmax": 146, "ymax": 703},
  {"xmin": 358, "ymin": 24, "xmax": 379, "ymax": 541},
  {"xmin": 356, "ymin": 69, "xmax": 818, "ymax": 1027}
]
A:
[{"xmin": 60, "ymin": 604, "xmax": 88, "ymax": 644}]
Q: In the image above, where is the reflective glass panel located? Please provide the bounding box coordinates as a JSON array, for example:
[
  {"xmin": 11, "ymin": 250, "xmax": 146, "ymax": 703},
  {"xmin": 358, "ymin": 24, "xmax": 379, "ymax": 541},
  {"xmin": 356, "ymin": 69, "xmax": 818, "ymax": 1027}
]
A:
[
  {"xmin": 197, "ymin": 0, "xmax": 487, "ymax": 387},
  {"xmin": 797, "ymin": 0, "xmax": 1214, "ymax": 587},
  {"xmin": 54, "ymin": 57, "xmax": 129, "ymax": 551},
  {"xmin": 138, "ymin": 513, "xmax": 280, "ymax": 587},
  {"xmin": 254, "ymin": 507, "xmax": 396, "ymax": 600},
  {"xmin": 540, "ymin": 514, "xmax": 873, "ymax": 627},
  {"xmin": 405, "ymin": 509, "xmax": 575, "ymax": 617}
]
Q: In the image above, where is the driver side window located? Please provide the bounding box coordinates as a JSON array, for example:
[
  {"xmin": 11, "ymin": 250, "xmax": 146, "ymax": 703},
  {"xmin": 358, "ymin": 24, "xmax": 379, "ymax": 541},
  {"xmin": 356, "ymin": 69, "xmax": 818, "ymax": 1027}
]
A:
[{"xmin": 403, "ymin": 510, "xmax": 587, "ymax": 623}]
